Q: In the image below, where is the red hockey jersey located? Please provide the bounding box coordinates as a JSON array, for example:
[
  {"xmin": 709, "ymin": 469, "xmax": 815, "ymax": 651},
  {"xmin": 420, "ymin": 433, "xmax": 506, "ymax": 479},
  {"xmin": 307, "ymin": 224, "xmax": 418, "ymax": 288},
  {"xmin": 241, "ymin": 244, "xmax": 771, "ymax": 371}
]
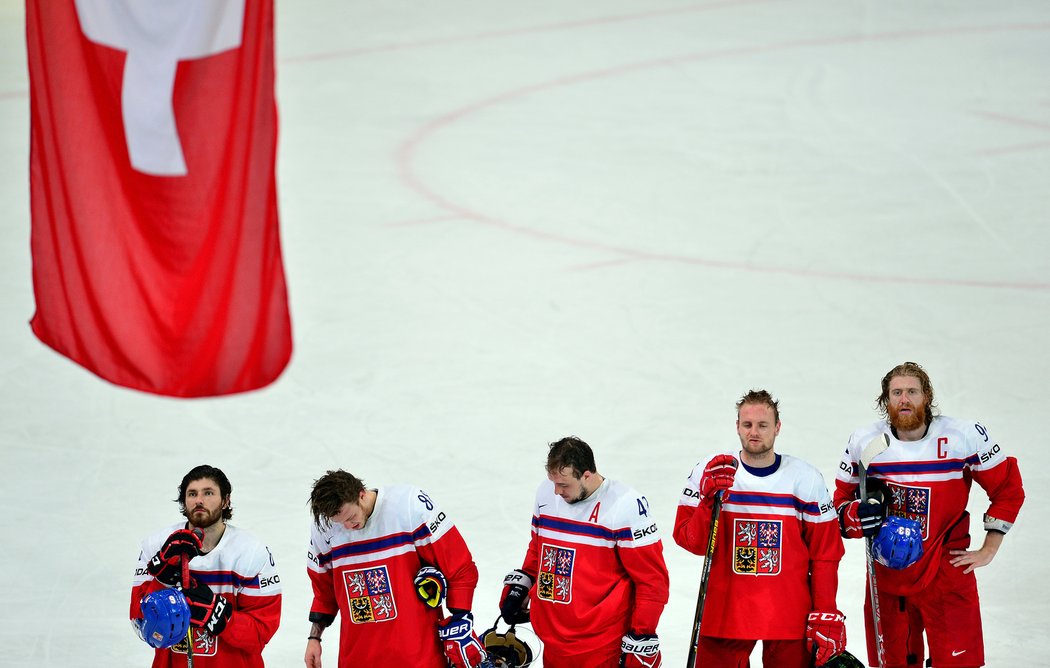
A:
[
  {"xmin": 518, "ymin": 478, "xmax": 669, "ymax": 667},
  {"xmin": 130, "ymin": 523, "xmax": 282, "ymax": 668},
  {"xmin": 306, "ymin": 485, "xmax": 479, "ymax": 667},
  {"xmin": 675, "ymin": 453, "xmax": 844, "ymax": 640},
  {"xmin": 834, "ymin": 416, "xmax": 1024, "ymax": 596}
]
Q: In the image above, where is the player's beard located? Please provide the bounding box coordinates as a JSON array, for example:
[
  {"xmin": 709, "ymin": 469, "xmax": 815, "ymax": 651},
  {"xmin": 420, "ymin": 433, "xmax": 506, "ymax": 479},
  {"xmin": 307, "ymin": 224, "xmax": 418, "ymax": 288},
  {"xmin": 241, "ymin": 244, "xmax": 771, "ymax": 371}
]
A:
[
  {"xmin": 186, "ymin": 505, "xmax": 224, "ymax": 529},
  {"xmin": 889, "ymin": 401, "xmax": 927, "ymax": 432}
]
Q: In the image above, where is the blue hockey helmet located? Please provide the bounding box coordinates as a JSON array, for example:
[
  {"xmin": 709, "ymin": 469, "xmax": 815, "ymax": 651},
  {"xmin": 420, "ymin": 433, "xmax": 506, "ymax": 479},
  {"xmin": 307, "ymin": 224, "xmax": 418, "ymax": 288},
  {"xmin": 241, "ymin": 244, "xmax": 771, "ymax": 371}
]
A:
[
  {"xmin": 872, "ymin": 515, "xmax": 924, "ymax": 570},
  {"xmin": 133, "ymin": 588, "xmax": 191, "ymax": 649}
]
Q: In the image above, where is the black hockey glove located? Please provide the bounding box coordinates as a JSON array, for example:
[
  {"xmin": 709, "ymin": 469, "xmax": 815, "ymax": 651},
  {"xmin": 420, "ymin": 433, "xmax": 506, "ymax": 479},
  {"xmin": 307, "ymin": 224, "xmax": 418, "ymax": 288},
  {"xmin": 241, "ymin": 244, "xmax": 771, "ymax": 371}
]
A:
[
  {"xmin": 838, "ymin": 478, "xmax": 889, "ymax": 539},
  {"xmin": 498, "ymin": 569, "xmax": 533, "ymax": 625},
  {"xmin": 146, "ymin": 529, "xmax": 203, "ymax": 586},
  {"xmin": 181, "ymin": 581, "xmax": 233, "ymax": 636}
]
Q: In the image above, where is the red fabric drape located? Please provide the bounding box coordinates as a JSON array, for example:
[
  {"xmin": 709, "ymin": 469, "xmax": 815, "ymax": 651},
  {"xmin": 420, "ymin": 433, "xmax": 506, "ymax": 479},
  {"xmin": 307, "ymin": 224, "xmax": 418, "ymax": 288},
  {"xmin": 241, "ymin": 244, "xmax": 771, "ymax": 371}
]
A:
[{"xmin": 26, "ymin": 0, "xmax": 291, "ymax": 397}]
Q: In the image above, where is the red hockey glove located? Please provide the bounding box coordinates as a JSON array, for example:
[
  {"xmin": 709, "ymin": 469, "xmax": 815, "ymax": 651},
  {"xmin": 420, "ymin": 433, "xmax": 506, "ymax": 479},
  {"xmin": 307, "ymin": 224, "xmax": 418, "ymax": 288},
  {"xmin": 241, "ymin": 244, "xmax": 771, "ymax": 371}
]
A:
[
  {"xmin": 498, "ymin": 569, "xmax": 533, "ymax": 625},
  {"xmin": 698, "ymin": 454, "xmax": 738, "ymax": 502},
  {"xmin": 806, "ymin": 610, "xmax": 846, "ymax": 666},
  {"xmin": 146, "ymin": 529, "xmax": 203, "ymax": 586},
  {"xmin": 414, "ymin": 566, "xmax": 447, "ymax": 609},
  {"xmin": 620, "ymin": 631, "xmax": 662, "ymax": 668},
  {"xmin": 438, "ymin": 611, "xmax": 486, "ymax": 668},
  {"xmin": 181, "ymin": 581, "xmax": 233, "ymax": 636}
]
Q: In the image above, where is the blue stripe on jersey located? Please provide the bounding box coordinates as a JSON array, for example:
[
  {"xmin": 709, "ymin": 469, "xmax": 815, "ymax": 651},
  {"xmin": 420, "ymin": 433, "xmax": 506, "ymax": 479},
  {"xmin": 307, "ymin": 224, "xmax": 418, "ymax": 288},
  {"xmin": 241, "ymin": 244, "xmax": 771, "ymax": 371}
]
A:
[
  {"xmin": 195, "ymin": 571, "xmax": 260, "ymax": 589},
  {"xmin": 869, "ymin": 456, "xmax": 978, "ymax": 476},
  {"xmin": 316, "ymin": 527, "xmax": 425, "ymax": 566},
  {"xmin": 729, "ymin": 491, "xmax": 821, "ymax": 516},
  {"xmin": 532, "ymin": 515, "xmax": 633, "ymax": 541}
]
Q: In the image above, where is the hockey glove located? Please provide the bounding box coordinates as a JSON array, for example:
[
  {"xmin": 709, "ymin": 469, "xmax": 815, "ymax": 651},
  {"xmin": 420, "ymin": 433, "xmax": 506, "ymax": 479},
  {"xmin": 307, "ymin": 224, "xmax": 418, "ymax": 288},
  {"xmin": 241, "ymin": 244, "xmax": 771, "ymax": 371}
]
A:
[
  {"xmin": 498, "ymin": 569, "xmax": 534, "ymax": 625},
  {"xmin": 438, "ymin": 611, "xmax": 486, "ymax": 668},
  {"xmin": 698, "ymin": 454, "xmax": 738, "ymax": 502},
  {"xmin": 181, "ymin": 581, "xmax": 233, "ymax": 636},
  {"xmin": 146, "ymin": 529, "xmax": 204, "ymax": 586},
  {"xmin": 414, "ymin": 566, "xmax": 447, "ymax": 609},
  {"xmin": 837, "ymin": 478, "xmax": 889, "ymax": 539},
  {"xmin": 806, "ymin": 610, "xmax": 846, "ymax": 666},
  {"xmin": 620, "ymin": 631, "xmax": 662, "ymax": 668}
]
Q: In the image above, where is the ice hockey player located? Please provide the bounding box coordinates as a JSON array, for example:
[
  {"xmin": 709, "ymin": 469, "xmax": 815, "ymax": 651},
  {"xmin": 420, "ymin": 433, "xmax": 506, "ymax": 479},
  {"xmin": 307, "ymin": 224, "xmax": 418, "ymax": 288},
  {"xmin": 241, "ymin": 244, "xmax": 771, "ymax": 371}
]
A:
[
  {"xmin": 131, "ymin": 464, "xmax": 282, "ymax": 667},
  {"xmin": 675, "ymin": 390, "xmax": 846, "ymax": 667},
  {"xmin": 304, "ymin": 469, "xmax": 487, "ymax": 667},
  {"xmin": 834, "ymin": 362, "xmax": 1025, "ymax": 667},
  {"xmin": 498, "ymin": 436, "xmax": 669, "ymax": 668}
]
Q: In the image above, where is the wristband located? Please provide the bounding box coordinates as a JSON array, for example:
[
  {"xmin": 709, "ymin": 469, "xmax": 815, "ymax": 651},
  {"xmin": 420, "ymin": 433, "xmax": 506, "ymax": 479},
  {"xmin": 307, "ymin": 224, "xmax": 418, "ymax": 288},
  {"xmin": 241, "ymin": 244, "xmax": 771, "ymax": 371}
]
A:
[{"xmin": 308, "ymin": 635, "xmax": 322, "ymax": 642}]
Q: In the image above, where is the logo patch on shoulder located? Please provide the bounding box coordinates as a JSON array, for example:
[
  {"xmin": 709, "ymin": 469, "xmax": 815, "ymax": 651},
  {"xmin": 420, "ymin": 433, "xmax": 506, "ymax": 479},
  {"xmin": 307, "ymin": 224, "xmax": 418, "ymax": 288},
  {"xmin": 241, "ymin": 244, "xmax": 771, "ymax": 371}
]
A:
[
  {"xmin": 343, "ymin": 565, "xmax": 397, "ymax": 623},
  {"xmin": 732, "ymin": 519, "xmax": 782, "ymax": 576},
  {"xmin": 537, "ymin": 543, "xmax": 575, "ymax": 604},
  {"xmin": 888, "ymin": 483, "xmax": 931, "ymax": 539}
]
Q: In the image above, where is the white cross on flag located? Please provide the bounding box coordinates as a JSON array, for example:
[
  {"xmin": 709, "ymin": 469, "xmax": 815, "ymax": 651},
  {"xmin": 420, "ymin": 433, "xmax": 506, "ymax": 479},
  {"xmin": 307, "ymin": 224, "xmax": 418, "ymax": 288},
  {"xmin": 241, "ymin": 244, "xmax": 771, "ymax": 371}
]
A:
[{"xmin": 27, "ymin": 0, "xmax": 291, "ymax": 396}]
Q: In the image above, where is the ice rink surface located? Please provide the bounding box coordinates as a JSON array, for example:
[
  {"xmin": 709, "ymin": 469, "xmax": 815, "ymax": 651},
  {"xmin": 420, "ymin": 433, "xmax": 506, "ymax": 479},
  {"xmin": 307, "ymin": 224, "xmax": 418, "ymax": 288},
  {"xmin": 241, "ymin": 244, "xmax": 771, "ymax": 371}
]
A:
[{"xmin": 1, "ymin": 1, "xmax": 1048, "ymax": 665}]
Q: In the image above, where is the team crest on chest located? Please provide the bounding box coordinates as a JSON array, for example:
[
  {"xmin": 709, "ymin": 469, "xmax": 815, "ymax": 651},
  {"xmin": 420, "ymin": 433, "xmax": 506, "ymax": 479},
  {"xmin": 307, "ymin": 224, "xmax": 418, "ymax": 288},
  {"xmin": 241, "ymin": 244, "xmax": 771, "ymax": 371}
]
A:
[
  {"xmin": 732, "ymin": 519, "xmax": 782, "ymax": 576},
  {"xmin": 172, "ymin": 628, "xmax": 218, "ymax": 656},
  {"xmin": 888, "ymin": 482, "xmax": 931, "ymax": 539},
  {"xmin": 537, "ymin": 544, "xmax": 575, "ymax": 604},
  {"xmin": 343, "ymin": 565, "xmax": 397, "ymax": 623}
]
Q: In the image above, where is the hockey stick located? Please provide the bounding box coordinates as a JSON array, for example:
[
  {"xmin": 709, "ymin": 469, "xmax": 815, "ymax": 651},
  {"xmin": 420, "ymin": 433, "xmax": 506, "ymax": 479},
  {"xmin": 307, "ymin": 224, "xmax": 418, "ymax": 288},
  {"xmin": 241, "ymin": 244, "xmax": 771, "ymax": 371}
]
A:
[
  {"xmin": 860, "ymin": 433, "xmax": 890, "ymax": 668},
  {"xmin": 182, "ymin": 555, "xmax": 195, "ymax": 668},
  {"xmin": 181, "ymin": 528, "xmax": 203, "ymax": 668},
  {"xmin": 685, "ymin": 488, "xmax": 728, "ymax": 668}
]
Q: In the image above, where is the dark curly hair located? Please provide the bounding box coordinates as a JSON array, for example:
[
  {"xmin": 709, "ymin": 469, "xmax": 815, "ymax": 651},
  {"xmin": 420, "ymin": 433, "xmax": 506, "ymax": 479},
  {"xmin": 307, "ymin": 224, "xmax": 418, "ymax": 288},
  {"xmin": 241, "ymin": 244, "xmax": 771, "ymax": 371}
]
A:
[
  {"xmin": 177, "ymin": 464, "xmax": 233, "ymax": 520},
  {"xmin": 546, "ymin": 436, "xmax": 597, "ymax": 479}
]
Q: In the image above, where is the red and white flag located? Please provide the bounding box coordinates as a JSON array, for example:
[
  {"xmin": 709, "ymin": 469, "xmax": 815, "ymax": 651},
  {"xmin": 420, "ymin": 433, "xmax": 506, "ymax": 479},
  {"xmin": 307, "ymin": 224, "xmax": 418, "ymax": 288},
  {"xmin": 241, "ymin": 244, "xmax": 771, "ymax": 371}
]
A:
[{"xmin": 26, "ymin": 0, "xmax": 292, "ymax": 397}]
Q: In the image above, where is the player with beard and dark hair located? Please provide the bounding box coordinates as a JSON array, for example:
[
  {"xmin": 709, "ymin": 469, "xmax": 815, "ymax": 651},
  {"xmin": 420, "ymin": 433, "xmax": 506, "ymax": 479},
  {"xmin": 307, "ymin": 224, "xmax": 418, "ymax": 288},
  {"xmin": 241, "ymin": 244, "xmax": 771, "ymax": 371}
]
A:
[
  {"xmin": 131, "ymin": 464, "xmax": 282, "ymax": 667},
  {"xmin": 498, "ymin": 436, "xmax": 670, "ymax": 668},
  {"xmin": 834, "ymin": 363, "xmax": 1025, "ymax": 668}
]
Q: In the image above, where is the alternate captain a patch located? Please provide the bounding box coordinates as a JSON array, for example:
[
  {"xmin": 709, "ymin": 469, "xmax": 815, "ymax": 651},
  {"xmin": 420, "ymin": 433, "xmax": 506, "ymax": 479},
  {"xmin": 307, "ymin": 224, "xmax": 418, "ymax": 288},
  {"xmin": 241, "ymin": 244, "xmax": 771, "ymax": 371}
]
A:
[
  {"xmin": 732, "ymin": 519, "xmax": 782, "ymax": 576},
  {"xmin": 343, "ymin": 565, "xmax": 397, "ymax": 623},
  {"xmin": 888, "ymin": 482, "xmax": 931, "ymax": 539},
  {"xmin": 537, "ymin": 544, "xmax": 575, "ymax": 604}
]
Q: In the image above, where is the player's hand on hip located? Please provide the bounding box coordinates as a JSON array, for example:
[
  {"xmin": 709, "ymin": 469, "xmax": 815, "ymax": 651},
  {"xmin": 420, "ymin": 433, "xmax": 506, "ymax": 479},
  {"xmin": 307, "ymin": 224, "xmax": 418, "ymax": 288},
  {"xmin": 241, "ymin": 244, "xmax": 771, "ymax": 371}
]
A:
[
  {"xmin": 698, "ymin": 454, "xmax": 737, "ymax": 502},
  {"xmin": 806, "ymin": 610, "xmax": 846, "ymax": 666},
  {"xmin": 620, "ymin": 631, "xmax": 661, "ymax": 668},
  {"xmin": 949, "ymin": 545, "xmax": 997, "ymax": 574}
]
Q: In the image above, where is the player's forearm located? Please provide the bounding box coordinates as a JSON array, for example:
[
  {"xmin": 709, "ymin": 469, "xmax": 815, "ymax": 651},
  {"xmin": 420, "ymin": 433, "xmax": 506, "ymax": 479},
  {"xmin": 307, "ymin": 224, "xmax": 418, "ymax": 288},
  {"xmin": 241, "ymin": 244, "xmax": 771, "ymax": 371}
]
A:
[{"xmin": 979, "ymin": 530, "xmax": 1004, "ymax": 558}]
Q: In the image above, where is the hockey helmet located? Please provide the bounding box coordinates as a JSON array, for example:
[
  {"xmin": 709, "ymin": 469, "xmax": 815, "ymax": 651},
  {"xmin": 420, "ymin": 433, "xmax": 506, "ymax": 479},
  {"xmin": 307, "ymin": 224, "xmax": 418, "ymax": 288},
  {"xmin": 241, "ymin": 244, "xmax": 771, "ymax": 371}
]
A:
[
  {"xmin": 872, "ymin": 515, "xmax": 924, "ymax": 570},
  {"xmin": 481, "ymin": 616, "xmax": 536, "ymax": 668},
  {"xmin": 134, "ymin": 588, "xmax": 191, "ymax": 649},
  {"xmin": 820, "ymin": 650, "xmax": 866, "ymax": 667}
]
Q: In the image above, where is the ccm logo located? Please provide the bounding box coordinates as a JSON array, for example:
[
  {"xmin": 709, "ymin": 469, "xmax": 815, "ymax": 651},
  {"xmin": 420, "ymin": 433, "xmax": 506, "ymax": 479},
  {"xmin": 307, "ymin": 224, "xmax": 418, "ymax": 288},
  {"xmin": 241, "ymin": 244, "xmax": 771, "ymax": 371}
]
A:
[
  {"xmin": 260, "ymin": 575, "xmax": 281, "ymax": 588},
  {"xmin": 633, "ymin": 523, "xmax": 658, "ymax": 539}
]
